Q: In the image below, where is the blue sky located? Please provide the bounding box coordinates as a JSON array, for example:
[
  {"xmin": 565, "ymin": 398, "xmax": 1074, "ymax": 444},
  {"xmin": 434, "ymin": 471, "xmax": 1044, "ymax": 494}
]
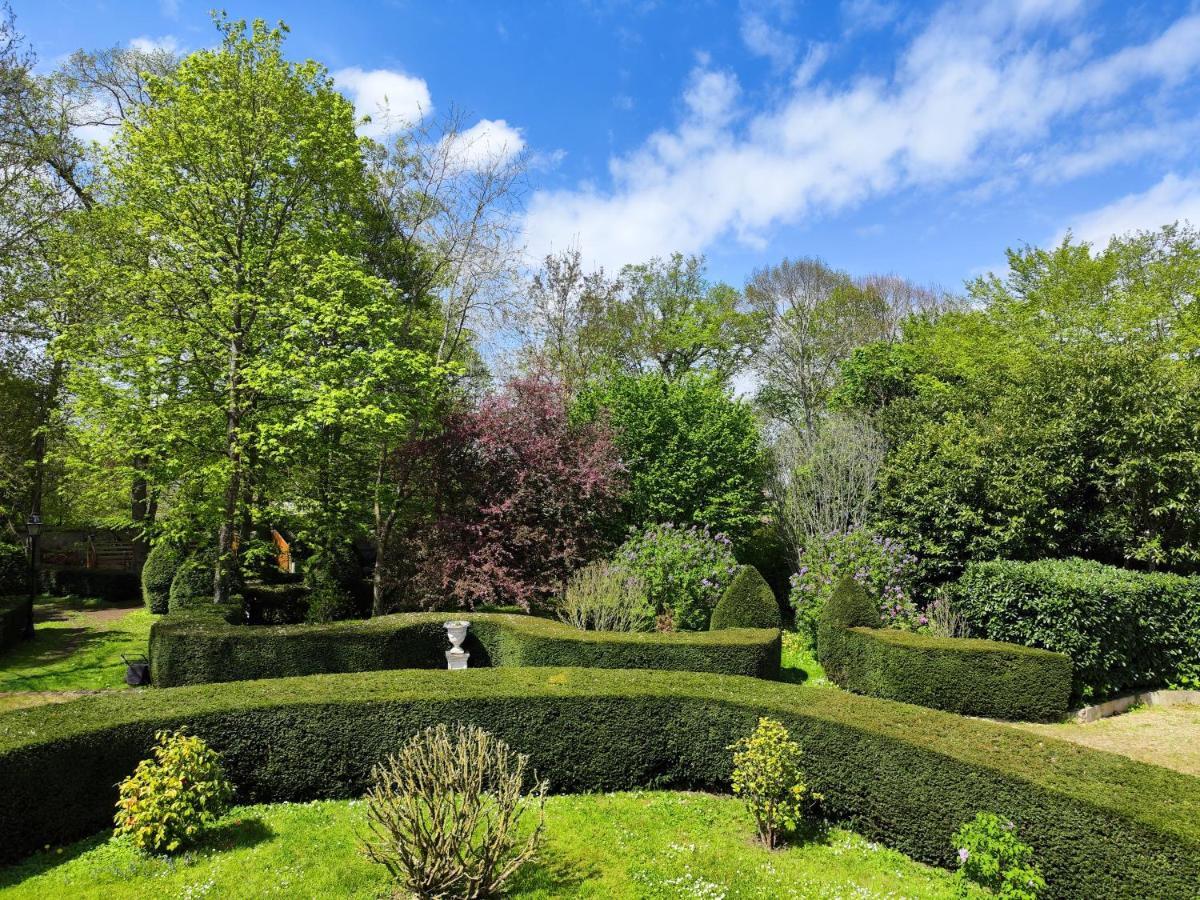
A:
[{"xmin": 17, "ymin": 0, "xmax": 1200, "ymax": 291}]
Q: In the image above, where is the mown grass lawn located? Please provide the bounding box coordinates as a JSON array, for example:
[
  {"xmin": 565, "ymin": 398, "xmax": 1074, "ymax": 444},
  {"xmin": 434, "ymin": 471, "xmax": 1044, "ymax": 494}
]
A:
[
  {"xmin": 0, "ymin": 596, "xmax": 152, "ymax": 711},
  {"xmin": 781, "ymin": 630, "xmax": 825, "ymax": 685},
  {"xmin": 0, "ymin": 792, "xmax": 974, "ymax": 899}
]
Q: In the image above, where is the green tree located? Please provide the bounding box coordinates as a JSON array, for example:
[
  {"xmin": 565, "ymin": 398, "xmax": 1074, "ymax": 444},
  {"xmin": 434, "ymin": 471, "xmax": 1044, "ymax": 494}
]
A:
[
  {"xmin": 574, "ymin": 372, "xmax": 766, "ymax": 545},
  {"xmin": 62, "ymin": 17, "xmax": 443, "ymax": 602}
]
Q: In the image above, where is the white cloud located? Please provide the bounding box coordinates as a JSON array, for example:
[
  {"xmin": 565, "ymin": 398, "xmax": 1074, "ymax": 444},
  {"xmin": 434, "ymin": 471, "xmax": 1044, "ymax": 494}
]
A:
[
  {"xmin": 740, "ymin": 11, "xmax": 797, "ymax": 71},
  {"xmin": 841, "ymin": 0, "xmax": 898, "ymax": 32},
  {"xmin": 443, "ymin": 119, "xmax": 526, "ymax": 170},
  {"xmin": 332, "ymin": 67, "xmax": 432, "ymax": 138},
  {"xmin": 1057, "ymin": 173, "xmax": 1200, "ymax": 246},
  {"xmin": 523, "ymin": 5, "xmax": 1200, "ymax": 270},
  {"xmin": 159, "ymin": 0, "xmax": 180, "ymax": 19},
  {"xmin": 129, "ymin": 34, "xmax": 183, "ymax": 55}
]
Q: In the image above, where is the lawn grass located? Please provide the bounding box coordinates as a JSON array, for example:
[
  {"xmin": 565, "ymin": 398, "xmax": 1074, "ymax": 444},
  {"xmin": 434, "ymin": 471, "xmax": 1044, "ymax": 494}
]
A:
[
  {"xmin": 0, "ymin": 597, "xmax": 152, "ymax": 704},
  {"xmin": 1015, "ymin": 703, "xmax": 1200, "ymax": 777},
  {"xmin": 0, "ymin": 792, "xmax": 975, "ymax": 899},
  {"xmin": 780, "ymin": 629, "xmax": 825, "ymax": 685}
]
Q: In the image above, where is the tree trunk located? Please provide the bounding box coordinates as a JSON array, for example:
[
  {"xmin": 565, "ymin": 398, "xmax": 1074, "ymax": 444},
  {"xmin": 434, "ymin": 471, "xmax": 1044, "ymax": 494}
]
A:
[
  {"xmin": 130, "ymin": 455, "xmax": 155, "ymax": 572},
  {"xmin": 215, "ymin": 331, "xmax": 243, "ymax": 605}
]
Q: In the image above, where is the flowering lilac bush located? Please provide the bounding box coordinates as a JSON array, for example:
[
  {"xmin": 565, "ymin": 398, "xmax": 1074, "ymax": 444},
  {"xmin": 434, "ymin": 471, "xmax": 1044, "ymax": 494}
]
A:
[
  {"xmin": 617, "ymin": 523, "xmax": 738, "ymax": 631},
  {"xmin": 788, "ymin": 529, "xmax": 919, "ymax": 645}
]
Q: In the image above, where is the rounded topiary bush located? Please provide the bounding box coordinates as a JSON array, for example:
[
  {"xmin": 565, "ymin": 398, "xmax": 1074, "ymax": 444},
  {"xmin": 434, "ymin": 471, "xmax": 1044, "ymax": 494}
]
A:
[
  {"xmin": 168, "ymin": 554, "xmax": 216, "ymax": 614},
  {"xmin": 710, "ymin": 566, "xmax": 781, "ymax": 630},
  {"xmin": 141, "ymin": 542, "xmax": 184, "ymax": 615}
]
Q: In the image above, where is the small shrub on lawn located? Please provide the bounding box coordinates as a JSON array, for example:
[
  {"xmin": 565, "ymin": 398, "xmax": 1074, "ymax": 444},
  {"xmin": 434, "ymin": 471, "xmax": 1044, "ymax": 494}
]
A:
[
  {"xmin": 953, "ymin": 812, "xmax": 1046, "ymax": 899},
  {"xmin": 361, "ymin": 723, "xmax": 546, "ymax": 900},
  {"xmin": 789, "ymin": 529, "xmax": 918, "ymax": 646},
  {"xmin": 617, "ymin": 523, "xmax": 738, "ymax": 631},
  {"xmin": 728, "ymin": 716, "xmax": 818, "ymax": 849},
  {"xmin": 113, "ymin": 729, "xmax": 234, "ymax": 854},
  {"xmin": 557, "ymin": 560, "xmax": 652, "ymax": 632},
  {"xmin": 142, "ymin": 542, "xmax": 184, "ymax": 615}
]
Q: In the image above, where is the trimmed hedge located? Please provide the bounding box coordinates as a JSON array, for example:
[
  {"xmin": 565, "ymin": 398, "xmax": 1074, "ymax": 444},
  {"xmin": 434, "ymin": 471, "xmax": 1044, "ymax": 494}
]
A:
[
  {"xmin": 955, "ymin": 558, "xmax": 1200, "ymax": 702},
  {"xmin": 0, "ymin": 543, "xmax": 24, "ymax": 595},
  {"xmin": 150, "ymin": 612, "xmax": 782, "ymax": 687},
  {"xmin": 0, "ymin": 669, "xmax": 1196, "ymax": 898},
  {"xmin": 0, "ymin": 595, "xmax": 26, "ymax": 651},
  {"xmin": 819, "ymin": 578, "xmax": 1071, "ymax": 721},
  {"xmin": 141, "ymin": 542, "xmax": 184, "ymax": 614},
  {"xmin": 168, "ymin": 555, "xmax": 215, "ymax": 613},
  {"xmin": 40, "ymin": 567, "xmax": 139, "ymax": 603},
  {"xmin": 710, "ymin": 565, "xmax": 781, "ymax": 630}
]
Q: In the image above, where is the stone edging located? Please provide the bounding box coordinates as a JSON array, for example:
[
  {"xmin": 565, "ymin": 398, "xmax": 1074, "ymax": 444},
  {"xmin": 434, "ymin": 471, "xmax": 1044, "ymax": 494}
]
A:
[{"xmin": 1073, "ymin": 689, "xmax": 1200, "ymax": 724}]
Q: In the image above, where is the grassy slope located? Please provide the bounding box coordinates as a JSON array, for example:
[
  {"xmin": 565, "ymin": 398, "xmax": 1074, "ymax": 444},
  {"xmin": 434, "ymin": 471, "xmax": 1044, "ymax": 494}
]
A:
[
  {"xmin": 0, "ymin": 598, "xmax": 152, "ymax": 708},
  {"xmin": 0, "ymin": 793, "xmax": 976, "ymax": 899}
]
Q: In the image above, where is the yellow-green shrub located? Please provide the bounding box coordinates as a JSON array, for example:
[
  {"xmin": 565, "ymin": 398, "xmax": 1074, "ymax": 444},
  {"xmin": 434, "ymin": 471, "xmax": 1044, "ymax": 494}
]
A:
[
  {"xmin": 113, "ymin": 729, "xmax": 233, "ymax": 854},
  {"xmin": 728, "ymin": 716, "xmax": 817, "ymax": 848}
]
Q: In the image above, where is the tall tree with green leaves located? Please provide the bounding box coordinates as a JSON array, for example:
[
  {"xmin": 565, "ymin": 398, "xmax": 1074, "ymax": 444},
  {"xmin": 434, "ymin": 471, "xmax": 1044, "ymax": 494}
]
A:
[{"xmin": 64, "ymin": 16, "xmax": 444, "ymax": 602}]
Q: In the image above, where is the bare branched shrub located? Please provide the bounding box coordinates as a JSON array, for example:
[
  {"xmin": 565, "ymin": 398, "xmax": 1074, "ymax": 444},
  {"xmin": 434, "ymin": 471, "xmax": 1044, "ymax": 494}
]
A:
[
  {"xmin": 771, "ymin": 413, "xmax": 887, "ymax": 557},
  {"xmin": 925, "ymin": 588, "xmax": 971, "ymax": 638},
  {"xmin": 361, "ymin": 723, "xmax": 547, "ymax": 900},
  {"xmin": 556, "ymin": 560, "xmax": 651, "ymax": 632}
]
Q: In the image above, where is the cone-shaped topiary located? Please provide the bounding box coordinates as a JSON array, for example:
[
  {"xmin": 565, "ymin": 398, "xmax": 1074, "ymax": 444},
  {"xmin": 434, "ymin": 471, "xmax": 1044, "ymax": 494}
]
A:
[
  {"xmin": 711, "ymin": 566, "xmax": 781, "ymax": 630},
  {"xmin": 168, "ymin": 553, "xmax": 216, "ymax": 614},
  {"xmin": 141, "ymin": 542, "xmax": 184, "ymax": 615},
  {"xmin": 816, "ymin": 576, "xmax": 877, "ymax": 682}
]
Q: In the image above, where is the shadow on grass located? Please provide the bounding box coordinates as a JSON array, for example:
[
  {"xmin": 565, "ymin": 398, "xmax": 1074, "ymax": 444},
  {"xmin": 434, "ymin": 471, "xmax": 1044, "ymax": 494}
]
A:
[
  {"xmin": 0, "ymin": 817, "xmax": 275, "ymax": 889},
  {"xmin": 778, "ymin": 666, "xmax": 810, "ymax": 685},
  {"xmin": 504, "ymin": 848, "xmax": 598, "ymax": 897}
]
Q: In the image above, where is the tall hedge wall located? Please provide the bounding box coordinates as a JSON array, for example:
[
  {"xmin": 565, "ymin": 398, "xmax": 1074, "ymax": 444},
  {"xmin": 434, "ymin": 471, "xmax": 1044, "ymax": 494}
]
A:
[
  {"xmin": 150, "ymin": 611, "xmax": 782, "ymax": 687},
  {"xmin": 818, "ymin": 577, "xmax": 1072, "ymax": 721},
  {"xmin": 955, "ymin": 558, "xmax": 1200, "ymax": 702},
  {"xmin": 0, "ymin": 595, "xmax": 26, "ymax": 652},
  {"xmin": 0, "ymin": 669, "xmax": 1196, "ymax": 898}
]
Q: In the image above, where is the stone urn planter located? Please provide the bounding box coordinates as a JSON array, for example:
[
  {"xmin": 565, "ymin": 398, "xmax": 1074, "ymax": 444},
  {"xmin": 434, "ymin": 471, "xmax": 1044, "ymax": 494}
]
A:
[{"xmin": 444, "ymin": 620, "xmax": 471, "ymax": 670}]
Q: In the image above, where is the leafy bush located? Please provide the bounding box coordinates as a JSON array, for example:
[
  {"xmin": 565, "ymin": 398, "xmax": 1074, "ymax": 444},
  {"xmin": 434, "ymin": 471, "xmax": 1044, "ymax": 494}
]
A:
[
  {"xmin": 242, "ymin": 580, "xmax": 308, "ymax": 625},
  {"xmin": 789, "ymin": 529, "xmax": 917, "ymax": 645},
  {"xmin": 953, "ymin": 558, "xmax": 1200, "ymax": 701},
  {"xmin": 711, "ymin": 566, "xmax": 781, "ymax": 630},
  {"xmin": 616, "ymin": 523, "xmax": 738, "ymax": 631},
  {"xmin": 361, "ymin": 723, "xmax": 545, "ymax": 899},
  {"xmin": 574, "ymin": 372, "xmax": 766, "ymax": 546},
  {"xmin": 818, "ymin": 577, "xmax": 1071, "ymax": 721},
  {"xmin": 303, "ymin": 545, "xmax": 364, "ymax": 623},
  {"xmin": 0, "ymin": 542, "xmax": 25, "ymax": 595},
  {"xmin": 113, "ymin": 729, "xmax": 234, "ymax": 854},
  {"xmin": 150, "ymin": 611, "xmax": 782, "ymax": 686},
  {"xmin": 556, "ymin": 560, "xmax": 651, "ymax": 632},
  {"xmin": 954, "ymin": 812, "xmax": 1046, "ymax": 899},
  {"xmin": 0, "ymin": 595, "xmax": 26, "ymax": 650},
  {"xmin": 728, "ymin": 717, "xmax": 817, "ymax": 849},
  {"xmin": 168, "ymin": 554, "xmax": 215, "ymax": 613},
  {"xmin": 141, "ymin": 542, "xmax": 184, "ymax": 615},
  {"xmin": 3, "ymin": 668, "xmax": 1194, "ymax": 896}
]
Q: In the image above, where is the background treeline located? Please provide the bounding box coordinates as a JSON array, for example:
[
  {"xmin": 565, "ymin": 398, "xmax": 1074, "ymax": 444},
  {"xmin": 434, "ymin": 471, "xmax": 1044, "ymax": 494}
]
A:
[{"xmin": 1, "ymin": 12, "xmax": 1197, "ymax": 635}]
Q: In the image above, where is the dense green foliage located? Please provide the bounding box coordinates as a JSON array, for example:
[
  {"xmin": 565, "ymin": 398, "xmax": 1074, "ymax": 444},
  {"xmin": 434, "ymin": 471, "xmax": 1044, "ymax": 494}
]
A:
[
  {"xmin": 818, "ymin": 578, "xmax": 1070, "ymax": 720},
  {"xmin": 40, "ymin": 567, "xmax": 138, "ymax": 603},
  {"xmin": 953, "ymin": 812, "xmax": 1046, "ymax": 900},
  {"xmin": 302, "ymin": 545, "xmax": 366, "ymax": 623},
  {"xmin": 711, "ymin": 565, "xmax": 781, "ymax": 630},
  {"xmin": 149, "ymin": 611, "xmax": 782, "ymax": 686},
  {"xmin": 0, "ymin": 668, "xmax": 1196, "ymax": 897},
  {"xmin": 0, "ymin": 595, "xmax": 25, "ymax": 651},
  {"xmin": 839, "ymin": 229, "xmax": 1200, "ymax": 587},
  {"xmin": 0, "ymin": 542, "xmax": 24, "ymax": 595},
  {"xmin": 140, "ymin": 542, "xmax": 183, "ymax": 615},
  {"xmin": 954, "ymin": 558, "xmax": 1200, "ymax": 701},
  {"xmin": 575, "ymin": 373, "xmax": 766, "ymax": 545},
  {"xmin": 614, "ymin": 523, "xmax": 739, "ymax": 631},
  {"xmin": 113, "ymin": 729, "xmax": 234, "ymax": 854}
]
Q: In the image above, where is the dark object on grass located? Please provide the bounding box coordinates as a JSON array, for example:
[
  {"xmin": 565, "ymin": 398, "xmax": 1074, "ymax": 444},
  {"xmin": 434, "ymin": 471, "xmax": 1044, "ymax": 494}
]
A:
[{"xmin": 122, "ymin": 654, "xmax": 151, "ymax": 686}]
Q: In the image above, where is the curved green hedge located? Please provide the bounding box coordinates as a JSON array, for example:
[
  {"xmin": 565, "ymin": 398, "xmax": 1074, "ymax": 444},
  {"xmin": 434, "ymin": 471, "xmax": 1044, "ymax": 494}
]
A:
[
  {"xmin": 150, "ymin": 612, "xmax": 782, "ymax": 686},
  {"xmin": 819, "ymin": 578, "xmax": 1071, "ymax": 721},
  {"xmin": 0, "ymin": 669, "xmax": 1195, "ymax": 898},
  {"xmin": 711, "ymin": 565, "xmax": 781, "ymax": 630}
]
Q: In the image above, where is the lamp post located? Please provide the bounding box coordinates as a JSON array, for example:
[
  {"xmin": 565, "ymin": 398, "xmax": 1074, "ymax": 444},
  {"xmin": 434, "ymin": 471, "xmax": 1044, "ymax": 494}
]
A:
[{"xmin": 24, "ymin": 514, "xmax": 41, "ymax": 639}]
